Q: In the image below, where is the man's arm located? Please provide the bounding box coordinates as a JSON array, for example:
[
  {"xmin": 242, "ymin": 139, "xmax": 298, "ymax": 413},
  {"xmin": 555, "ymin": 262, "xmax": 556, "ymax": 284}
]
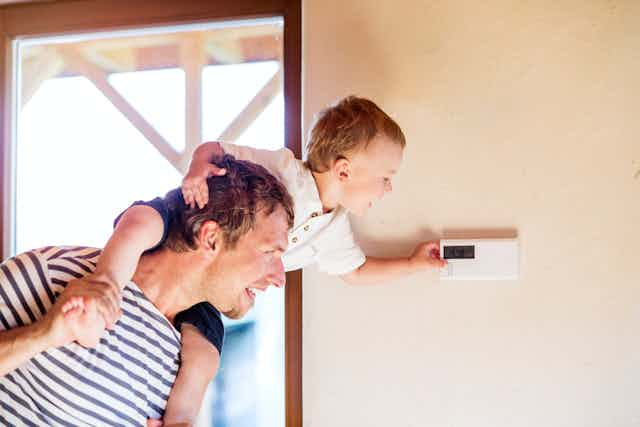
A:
[
  {"xmin": 0, "ymin": 278, "xmax": 120, "ymax": 376},
  {"xmin": 0, "ymin": 321, "xmax": 55, "ymax": 376},
  {"xmin": 340, "ymin": 241, "xmax": 446, "ymax": 285},
  {"xmin": 160, "ymin": 324, "xmax": 220, "ymax": 426}
]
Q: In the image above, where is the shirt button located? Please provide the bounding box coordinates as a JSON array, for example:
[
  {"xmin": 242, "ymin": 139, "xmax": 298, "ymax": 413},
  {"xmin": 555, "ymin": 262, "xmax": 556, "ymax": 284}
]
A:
[
  {"xmin": 292, "ymin": 237, "xmax": 298, "ymax": 243},
  {"xmin": 304, "ymin": 225, "xmax": 310, "ymax": 231}
]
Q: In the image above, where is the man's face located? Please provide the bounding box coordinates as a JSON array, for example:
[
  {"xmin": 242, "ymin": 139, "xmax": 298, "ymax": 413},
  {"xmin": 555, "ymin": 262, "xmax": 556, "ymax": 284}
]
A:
[
  {"xmin": 339, "ymin": 135, "xmax": 404, "ymax": 216},
  {"xmin": 206, "ymin": 206, "xmax": 290, "ymax": 319}
]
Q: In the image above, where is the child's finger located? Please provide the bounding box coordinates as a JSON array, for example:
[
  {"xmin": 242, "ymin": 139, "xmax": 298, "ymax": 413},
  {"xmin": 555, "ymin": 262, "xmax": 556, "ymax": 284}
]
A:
[
  {"xmin": 61, "ymin": 296, "xmax": 83, "ymax": 314},
  {"xmin": 199, "ymin": 183, "xmax": 209, "ymax": 206},
  {"xmin": 195, "ymin": 188, "xmax": 206, "ymax": 209},
  {"xmin": 181, "ymin": 188, "xmax": 192, "ymax": 206},
  {"xmin": 208, "ymin": 164, "xmax": 226, "ymax": 177},
  {"xmin": 425, "ymin": 241, "xmax": 440, "ymax": 252},
  {"xmin": 63, "ymin": 305, "xmax": 83, "ymax": 319},
  {"xmin": 186, "ymin": 194, "xmax": 195, "ymax": 209}
]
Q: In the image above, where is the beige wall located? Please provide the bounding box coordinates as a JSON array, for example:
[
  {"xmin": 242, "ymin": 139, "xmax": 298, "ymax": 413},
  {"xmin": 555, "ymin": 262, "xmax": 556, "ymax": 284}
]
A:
[{"xmin": 302, "ymin": 1, "xmax": 640, "ymax": 426}]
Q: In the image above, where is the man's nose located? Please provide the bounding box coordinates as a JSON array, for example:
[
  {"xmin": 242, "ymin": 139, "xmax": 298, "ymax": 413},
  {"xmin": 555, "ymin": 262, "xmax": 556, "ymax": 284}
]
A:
[{"xmin": 268, "ymin": 260, "xmax": 286, "ymax": 288}]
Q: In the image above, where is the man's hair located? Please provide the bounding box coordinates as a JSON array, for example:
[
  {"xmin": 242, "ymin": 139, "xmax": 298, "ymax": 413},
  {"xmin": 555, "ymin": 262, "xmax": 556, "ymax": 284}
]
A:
[
  {"xmin": 305, "ymin": 95, "xmax": 406, "ymax": 173},
  {"xmin": 163, "ymin": 155, "xmax": 294, "ymax": 252}
]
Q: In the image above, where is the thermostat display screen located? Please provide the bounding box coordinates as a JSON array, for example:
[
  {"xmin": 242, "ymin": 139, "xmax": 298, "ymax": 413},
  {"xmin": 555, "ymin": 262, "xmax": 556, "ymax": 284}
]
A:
[{"xmin": 443, "ymin": 245, "xmax": 475, "ymax": 259}]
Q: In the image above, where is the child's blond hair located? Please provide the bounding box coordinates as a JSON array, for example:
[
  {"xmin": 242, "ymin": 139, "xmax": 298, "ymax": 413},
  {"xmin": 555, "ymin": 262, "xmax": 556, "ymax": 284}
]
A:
[{"xmin": 305, "ymin": 96, "xmax": 406, "ymax": 173}]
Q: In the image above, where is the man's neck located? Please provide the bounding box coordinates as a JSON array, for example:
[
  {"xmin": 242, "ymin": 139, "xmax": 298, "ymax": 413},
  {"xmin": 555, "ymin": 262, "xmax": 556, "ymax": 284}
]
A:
[
  {"xmin": 311, "ymin": 170, "xmax": 341, "ymax": 213},
  {"xmin": 131, "ymin": 248, "xmax": 204, "ymax": 322}
]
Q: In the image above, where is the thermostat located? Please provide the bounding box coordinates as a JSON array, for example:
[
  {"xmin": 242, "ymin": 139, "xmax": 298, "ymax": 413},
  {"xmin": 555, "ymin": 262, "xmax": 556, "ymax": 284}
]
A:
[{"xmin": 440, "ymin": 238, "xmax": 519, "ymax": 281}]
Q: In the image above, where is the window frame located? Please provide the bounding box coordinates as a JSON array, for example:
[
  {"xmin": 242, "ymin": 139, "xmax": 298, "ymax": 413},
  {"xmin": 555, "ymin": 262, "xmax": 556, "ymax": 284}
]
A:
[{"xmin": 0, "ymin": 1, "xmax": 302, "ymax": 425}]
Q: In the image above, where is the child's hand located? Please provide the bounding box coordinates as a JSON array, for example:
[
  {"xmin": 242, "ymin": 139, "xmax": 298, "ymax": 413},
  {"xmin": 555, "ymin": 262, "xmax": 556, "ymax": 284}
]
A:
[
  {"xmin": 62, "ymin": 276, "xmax": 122, "ymax": 348},
  {"xmin": 62, "ymin": 296, "xmax": 108, "ymax": 348},
  {"xmin": 42, "ymin": 277, "xmax": 121, "ymax": 348},
  {"xmin": 409, "ymin": 241, "xmax": 447, "ymax": 271},
  {"xmin": 182, "ymin": 161, "xmax": 227, "ymax": 209}
]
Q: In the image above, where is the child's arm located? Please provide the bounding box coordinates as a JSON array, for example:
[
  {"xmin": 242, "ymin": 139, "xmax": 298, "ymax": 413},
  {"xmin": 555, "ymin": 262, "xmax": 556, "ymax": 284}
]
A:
[
  {"xmin": 92, "ymin": 204, "xmax": 165, "ymax": 291},
  {"xmin": 159, "ymin": 324, "xmax": 220, "ymax": 426},
  {"xmin": 182, "ymin": 141, "xmax": 295, "ymax": 209},
  {"xmin": 340, "ymin": 241, "xmax": 447, "ymax": 285}
]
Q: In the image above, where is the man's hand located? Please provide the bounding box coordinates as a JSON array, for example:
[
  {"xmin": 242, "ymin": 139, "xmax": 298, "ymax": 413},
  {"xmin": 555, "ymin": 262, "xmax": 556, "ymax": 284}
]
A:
[
  {"xmin": 408, "ymin": 241, "xmax": 447, "ymax": 271},
  {"xmin": 181, "ymin": 161, "xmax": 227, "ymax": 209},
  {"xmin": 42, "ymin": 277, "xmax": 122, "ymax": 348}
]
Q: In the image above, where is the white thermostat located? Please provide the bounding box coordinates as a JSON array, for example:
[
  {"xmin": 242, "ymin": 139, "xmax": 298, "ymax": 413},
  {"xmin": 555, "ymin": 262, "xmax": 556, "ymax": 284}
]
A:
[{"xmin": 439, "ymin": 238, "xmax": 519, "ymax": 281}]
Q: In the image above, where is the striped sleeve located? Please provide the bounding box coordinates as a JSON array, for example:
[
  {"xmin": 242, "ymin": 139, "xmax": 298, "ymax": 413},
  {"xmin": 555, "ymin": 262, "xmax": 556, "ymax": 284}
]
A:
[
  {"xmin": 45, "ymin": 246, "xmax": 100, "ymax": 286},
  {"xmin": 0, "ymin": 250, "xmax": 57, "ymax": 331}
]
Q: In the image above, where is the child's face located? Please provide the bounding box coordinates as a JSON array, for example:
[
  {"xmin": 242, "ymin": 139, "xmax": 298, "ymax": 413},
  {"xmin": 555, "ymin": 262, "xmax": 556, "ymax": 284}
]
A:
[{"xmin": 338, "ymin": 135, "xmax": 404, "ymax": 216}]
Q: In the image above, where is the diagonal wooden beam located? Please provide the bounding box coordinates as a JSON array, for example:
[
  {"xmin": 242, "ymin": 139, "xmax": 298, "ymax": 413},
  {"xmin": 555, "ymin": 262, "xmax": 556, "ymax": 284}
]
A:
[
  {"xmin": 21, "ymin": 49, "xmax": 65, "ymax": 108},
  {"xmin": 218, "ymin": 68, "xmax": 283, "ymax": 142},
  {"xmin": 205, "ymin": 39, "xmax": 244, "ymax": 64},
  {"xmin": 56, "ymin": 46, "xmax": 181, "ymax": 172}
]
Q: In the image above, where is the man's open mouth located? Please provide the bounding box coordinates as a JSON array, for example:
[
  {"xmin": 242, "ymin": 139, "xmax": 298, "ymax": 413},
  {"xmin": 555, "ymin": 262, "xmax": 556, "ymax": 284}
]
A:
[{"xmin": 245, "ymin": 287, "xmax": 265, "ymax": 300}]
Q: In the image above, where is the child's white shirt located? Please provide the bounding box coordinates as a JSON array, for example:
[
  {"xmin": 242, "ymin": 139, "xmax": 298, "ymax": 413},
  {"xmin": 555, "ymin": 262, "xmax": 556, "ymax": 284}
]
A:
[{"xmin": 221, "ymin": 142, "xmax": 366, "ymax": 275}]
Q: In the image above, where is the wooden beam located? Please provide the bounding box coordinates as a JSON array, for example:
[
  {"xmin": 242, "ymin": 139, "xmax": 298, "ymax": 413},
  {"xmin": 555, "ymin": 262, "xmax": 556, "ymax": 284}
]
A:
[
  {"xmin": 83, "ymin": 48, "xmax": 137, "ymax": 73},
  {"xmin": 283, "ymin": 2, "xmax": 302, "ymax": 426},
  {"xmin": 1, "ymin": 0, "xmax": 285, "ymax": 37},
  {"xmin": 56, "ymin": 46, "xmax": 181, "ymax": 171},
  {"xmin": 218, "ymin": 67, "xmax": 282, "ymax": 142},
  {"xmin": 179, "ymin": 33, "xmax": 206, "ymax": 172},
  {"xmin": 71, "ymin": 24, "xmax": 282, "ymax": 53},
  {"xmin": 21, "ymin": 48, "xmax": 65, "ymax": 107},
  {"xmin": 205, "ymin": 39, "xmax": 244, "ymax": 64},
  {"xmin": 0, "ymin": 25, "xmax": 9, "ymax": 260}
]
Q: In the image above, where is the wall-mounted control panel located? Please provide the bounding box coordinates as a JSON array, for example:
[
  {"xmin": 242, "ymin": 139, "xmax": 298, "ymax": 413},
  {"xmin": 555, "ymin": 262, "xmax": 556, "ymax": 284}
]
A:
[{"xmin": 439, "ymin": 238, "xmax": 519, "ymax": 281}]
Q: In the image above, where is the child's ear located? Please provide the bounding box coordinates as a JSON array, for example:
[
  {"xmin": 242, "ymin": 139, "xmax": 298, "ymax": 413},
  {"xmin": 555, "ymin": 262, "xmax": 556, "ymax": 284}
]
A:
[
  {"xmin": 198, "ymin": 220, "xmax": 222, "ymax": 255},
  {"xmin": 334, "ymin": 157, "xmax": 351, "ymax": 182}
]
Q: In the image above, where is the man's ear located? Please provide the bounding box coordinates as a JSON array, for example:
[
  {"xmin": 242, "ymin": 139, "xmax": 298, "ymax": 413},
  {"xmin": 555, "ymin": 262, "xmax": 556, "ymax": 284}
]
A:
[
  {"xmin": 197, "ymin": 220, "xmax": 222, "ymax": 255},
  {"xmin": 333, "ymin": 157, "xmax": 351, "ymax": 182}
]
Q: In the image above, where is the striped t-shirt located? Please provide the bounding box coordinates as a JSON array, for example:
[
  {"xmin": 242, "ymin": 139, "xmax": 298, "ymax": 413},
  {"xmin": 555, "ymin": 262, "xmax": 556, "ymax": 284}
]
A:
[{"xmin": 0, "ymin": 246, "xmax": 181, "ymax": 427}]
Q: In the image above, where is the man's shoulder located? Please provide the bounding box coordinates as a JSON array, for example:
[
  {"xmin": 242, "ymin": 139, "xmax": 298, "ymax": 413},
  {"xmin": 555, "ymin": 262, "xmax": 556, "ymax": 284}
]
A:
[
  {"xmin": 28, "ymin": 246, "xmax": 100, "ymax": 283},
  {"xmin": 36, "ymin": 245, "xmax": 101, "ymax": 267},
  {"xmin": 35, "ymin": 245, "xmax": 101, "ymax": 261},
  {"xmin": 2, "ymin": 246, "xmax": 98, "ymax": 275},
  {"xmin": 0, "ymin": 246, "xmax": 99, "ymax": 329}
]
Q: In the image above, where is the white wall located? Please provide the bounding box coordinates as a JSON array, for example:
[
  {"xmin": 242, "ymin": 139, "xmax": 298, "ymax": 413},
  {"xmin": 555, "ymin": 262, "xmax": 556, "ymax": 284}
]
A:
[{"xmin": 302, "ymin": 1, "xmax": 640, "ymax": 426}]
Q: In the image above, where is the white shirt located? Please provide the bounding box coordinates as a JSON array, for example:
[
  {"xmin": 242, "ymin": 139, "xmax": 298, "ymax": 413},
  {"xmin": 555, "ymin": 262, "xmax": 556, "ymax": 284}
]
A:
[{"xmin": 221, "ymin": 142, "xmax": 366, "ymax": 275}]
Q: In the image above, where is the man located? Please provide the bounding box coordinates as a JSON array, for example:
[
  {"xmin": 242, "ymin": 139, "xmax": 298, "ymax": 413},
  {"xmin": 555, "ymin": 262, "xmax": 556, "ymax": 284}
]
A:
[{"xmin": 0, "ymin": 156, "xmax": 293, "ymax": 426}]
